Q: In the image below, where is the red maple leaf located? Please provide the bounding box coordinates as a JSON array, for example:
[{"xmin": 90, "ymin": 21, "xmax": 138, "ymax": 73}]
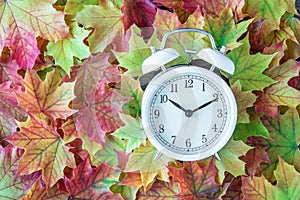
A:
[
  {"xmin": 0, "ymin": 0, "xmax": 70, "ymax": 69},
  {"xmin": 76, "ymin": 81, "xmax": 131, "ymax": 144},
  {"xmin": 168, "ymin": 159, "xmax": 219, "ymax": 199},
  {"xmin": 122, "ymin": 0, "xmax": 157, "ymax": 38},
  {"xmin": 65, "ymin": 158, "xmax": 122, "ymax": 199}
]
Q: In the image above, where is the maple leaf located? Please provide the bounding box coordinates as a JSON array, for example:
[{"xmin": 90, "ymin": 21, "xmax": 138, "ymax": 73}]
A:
[
  {"xmin": 243, "ymin": 0, "xmax": 297, "ymax": 39},
  {"xmin": 241, "ymin": 175, "xmax": 277, "ymax": 200},
  {"xmin": 23, "ymin": 179, "xmax": 69, "ymax": 200},
  {"xmin": 198, "ymin": 0, "xmax": 246, "ymax": 20},
  {"xmin": 65, "ymin": 158, "xmax": 122, "ymax": 199},
  {"xmin": 112, "ymin": 113, "xmax": 146, "ymax": 153},
  {"xmin": 240, "ymin": 145, "xmax": 270, "ymax": 178},
  {"xmin": 122, "ymin": 0, "xmax": 157, "ymax": 38},
  {"xmin": 274, "ymin": 157, "xmax": 300, "ymax": 199},
  {"xmin": 233, "ymin": 120, "xmax": 269, "ymax": 142},
  {"xmin": 253, "ymin": 109, "xmax": 300, "ymax": 181},
  {"xmin": 111, "ymin": 183, "xmax": 139, "ymax": 200},
  {"xmin": 110, "ymin": 173, "xmax": 139, "ymax": 200},
  {"xmin": 241, "ymin": 158, "xmax": 300, "ymax": 200},
  {"xmin": 0, "ymin": 0, "xmax": 70, "ymax": 69},
  {"xmin": 0, "ymin": 55, "xmax": 22, "ymax": 87},
  {"xmin": 221, "ymin": 175, "xmax": 243, "ymax": 200},
  {"xmin": 62, "ymin": 117, "xmax": 102, "ymax": 156},
  {"xmin": 124, "ymin": 141, "xmax": 173, "ymax": 188},
  {"xmin": 75, "ymin": 2, "xmax": 123, "ymax": 53},
  {"xmin": 73, "ymin": 53, "xmax": 120, "ymax": 107},
  {"xmin": 168, "ymin": 159, "xmax": 219, "ymax": 199},
  {"xmin": 231, "ymin": 81, "xmax": 256, "ymax": 123},
  {"xmin": 17, "ymin": 69, "xmax": 76, "ymax": 120},
  {"xmin": 113, "ymin": 48, "xmax": 152, "ymax": 77},
  {"xmin": 0, "ymin": 145, "xmax": 41, "ymax": 200},
  {"xmin": 136, "ymin": 180, "xmax": 180, "ymax": 199},
  {"xmin": 0, "ymin": 117, "xmax": 17, "ymax": 141},
  {"xmin": 0, "ymin": 82, "xmax": 27, "ymax": 140},
  {"xmin": 155, "ymin": 0, "xmax": 197, "ymax": 14},
  {"xmin": 215, "ymin": 139, "xmax": 252, "ymax": 182},
  {"xmin": 64, "ymin": 0, "xmax": 99, "ymax": 15},
  {"xmin": 76, "ymin": 81, "xmax": 130, "ymax": 145},
  {"xmin": 263, "ymin": 18, "xmax": 297, "ymax": 47},
  {"xmin": 255, "ymin": 59, "xmax": 300, "ymax": 118},
  {"xmin": 46, "ymin": 22, "xmax": 91, "ymax": 75},
  {"xmin": 227, "ymin": 36, "xmax": 276, "ymax": 91},
  {"xmin": 119, "ymin": 76, "xmax": 143, "ymax": 117},
  {"xmin": 203, "ymin": 7, "xmax": 253, "ymax": 50},
  {"xmin": 119, "ymin": 172, "xmax": 143, "ymax": 189},
  {"xmin": 6, "ymin": 115, "xmax": 75, "ymax": 188},
  {"xmin": 154, "ymin": 0, "xmax": 197, "ymax": 23}
]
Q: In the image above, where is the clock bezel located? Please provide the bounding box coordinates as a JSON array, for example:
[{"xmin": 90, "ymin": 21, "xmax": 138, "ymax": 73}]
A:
[{"xmin": 141, "ymin": 65, "xmax": 237, "ymax": 161}]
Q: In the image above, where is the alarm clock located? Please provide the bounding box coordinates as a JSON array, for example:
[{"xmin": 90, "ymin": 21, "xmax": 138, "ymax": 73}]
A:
[{"xmin": 140, "ymin": 28, "xmax": 237, "ymax": 161}]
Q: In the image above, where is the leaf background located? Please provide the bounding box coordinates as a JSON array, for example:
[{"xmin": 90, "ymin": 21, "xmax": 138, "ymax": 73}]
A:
[{"xmin": 0, "ymin": 0, "xmax": 299, "ymax": 199}]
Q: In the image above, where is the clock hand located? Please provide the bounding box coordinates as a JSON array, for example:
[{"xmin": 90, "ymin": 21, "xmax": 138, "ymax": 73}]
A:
[
  {"xmin": 169, "ymin": 99, "xmax": 187, "ymax": 112},
  {"xmin": 192, "ymin": 98, "xmax": 218, "ymax": 113}
]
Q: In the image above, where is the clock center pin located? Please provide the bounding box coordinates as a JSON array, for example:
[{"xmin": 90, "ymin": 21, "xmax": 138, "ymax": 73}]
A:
[{"xmin": 185, "ymin": 110, "xmax": 193, "ymax": 117}]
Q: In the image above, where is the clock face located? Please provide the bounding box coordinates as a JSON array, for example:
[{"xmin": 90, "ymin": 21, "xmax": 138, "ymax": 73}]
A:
[{"xmin": 141, "ymin": 66, "xmax": 237, "ymax": 161}]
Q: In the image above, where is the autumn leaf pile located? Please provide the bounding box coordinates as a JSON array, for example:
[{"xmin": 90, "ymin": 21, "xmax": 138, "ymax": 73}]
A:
[{"xmin": 0, "ymin": 0, "xmax": 299, "ymax": 199}]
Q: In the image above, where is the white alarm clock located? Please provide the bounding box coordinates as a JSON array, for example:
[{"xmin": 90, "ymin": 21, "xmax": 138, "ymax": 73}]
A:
[{"xmin": 140, "ymin": 28, "xmax": 237, "ymax": 161}]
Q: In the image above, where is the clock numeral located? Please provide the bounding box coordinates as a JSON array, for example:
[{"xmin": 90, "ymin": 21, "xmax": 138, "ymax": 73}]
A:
[
  {"xmin": 171, "ymin": 84, "xmax": 178, "ymax": 92},
  {"xmin": 202, "ymin": 83, "xmax": 205, "ymax": 91},
  {"xmin": 212, "ymin": 124, "xmax": 218, "ymax": 132},
  {"xmin": 160, "ymin": 95, "xmax": 168, "ymax": 103},
  {"xmin": 158, "ymin": 124, "xmax": 164, "ymax": 133},
  {"xmin": 186, "ymin": 138, "xmax": 192, "ymax": 147},
  {"xmin": 217, "ymin": 109, "xmax": 223, "ymax": 118},
  {"xmin": 185, "ymin": 79, "xmax": 193, "ymax": 88},
  {"xmin": 171, "ymin": 136, "xmax": 176, "ymax": 144},
  {"xmin": 154, "ymin": 110, "xmax": 160, "ymax": 119},
  {"xmin": 202, "ymin": 135, "xmax": 207, "ymax": 143},
  {"xmin": 213, "ymin": 93, "xmax": 219, "ymax": 101}
]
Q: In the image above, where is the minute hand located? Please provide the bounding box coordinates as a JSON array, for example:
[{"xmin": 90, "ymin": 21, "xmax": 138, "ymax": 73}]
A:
[{"xmin": 192, "ymin": 98, "xmax": 218, "ymax": 113}]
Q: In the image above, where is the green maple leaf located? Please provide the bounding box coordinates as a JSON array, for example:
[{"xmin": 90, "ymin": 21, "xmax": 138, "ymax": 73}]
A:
[
  {"xmin": 228, "ymin": 36, "xmax": 276, "ymax": 91},
  {"xmin": 112, "ymin": 113, "xmax": 146, "ymax": 153},
  {"xmin": 75, "ymin": 2, "xmax": 123, "ymax": 53},
  {"xmin": 233, "ymin": 121, "xmax": 270, "ymax": 142},
  {"xmin": 129, "ymin": 26, "xmax": 161, "ymax": 50},
  {"xmin": 113, "ymin": 48, "xmax": 152, "ymax": 77},
  {"xmin": 241, "ymin": 158, "xmax": 300, "ymax": 200},
  {"xmin": 124, "ymin": 141, "xmax": 173, "ymax": 188},
  {"xmin": 64, "ymin": 0, "xmax": 99, "ymax": 15},
  {"xmin": 274, "ymin": 157, "xmax": 300, "ymax": 199},
  {"xmin": 119, "ymin": 76, "xmax": 143, "ymax": 117},
  {"xmin": 110, "ymin": 173, "xmax": 139, "ymax": 200},
  {"xmin": 243, "ymin": 0, "xmax": 297, "ymax": 38},
  {"xmin": 46, "ymin": 23, "xmax": 90, "ymax": 75},
  {"xmin": 215, "ymin": 139, "xmax": 252, "ymax": 182},
  {"xmin": 257, "ymin": 109, "xmax": 300, "ymax": 180},
  {"xmin": 204, "ymin": 7, "xmax": 253, "ymax": 50}
]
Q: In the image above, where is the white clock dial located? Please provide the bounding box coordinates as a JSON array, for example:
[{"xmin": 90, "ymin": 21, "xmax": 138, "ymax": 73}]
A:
[{"xmin": 142, "ymin": 66, "xmax": 237, "ymax": 161}]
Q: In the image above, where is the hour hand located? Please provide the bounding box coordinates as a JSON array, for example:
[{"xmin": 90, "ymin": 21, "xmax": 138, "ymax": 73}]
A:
[{"xmin": 169, "ymin": 99, "xmax": 187, "ymax": 112}]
